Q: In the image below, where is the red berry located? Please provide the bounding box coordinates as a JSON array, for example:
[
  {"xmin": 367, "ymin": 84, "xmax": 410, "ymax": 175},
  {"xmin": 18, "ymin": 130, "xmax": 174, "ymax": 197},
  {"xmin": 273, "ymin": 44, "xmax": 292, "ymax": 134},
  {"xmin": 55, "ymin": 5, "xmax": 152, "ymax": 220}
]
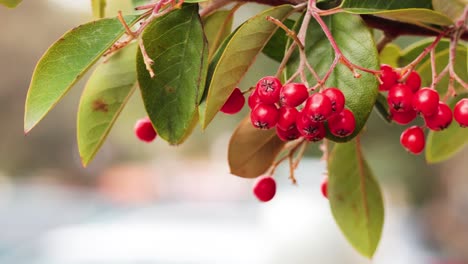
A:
[
  {"xmin": 256, "ymin": 76, "xmax": 282, "ymax": 104},
  {"xmin": 321, "ymin": 178, "xmax": 328, "ymax": 198},
  {"xmin": 412, "ymin": 88, "xmax": 439, "ymax": 116},
  {"xmin": 387, "ymin": 84, "xmax": 413, "ymax": 112},
  {"xmin": 379, "ymin": 65, "xmax": 399, "ymax": 91},
  {"xmin": 253, "ymin": 175, "xmax": 276, "ymax": 202},
  {"xmin": 327, "ymin": 109, "xmax": 356, "ymax": 137},
  {"xmin": 250, "ymin": 103, "xmax": 279, "ymax": 129},
  {"xmin": 303, "ymin": 93, "xmax": 333, "ymax": 122},
  {"xmin": 134, "ymin": 117, "xmax": 157, "ymax": 143},
  {"xmin": 276, "ymin": 126, "xmax": 300, "ymax": 142},
  {"xmin": 454, "ymin": 98, "xmax": 468, "ymax": 127},
  {"xmin": 248, "ymin": 89, "xmax": 261, "ymax": 109},
  {"xmin": 303, "ymin": 122, "xmax": 325, "ymax": 142},
  {"xmin": 400, "ymin": 126, "xmax": 425, "ymax": 154},
  {"xmin": 405, "ymin": 71, "xmax": 421, "ymax": 93},
  {"xmin": 279, "ymin": 83, "xmax": 309, "ymax": 107},
  {"xmin": 390, "ymin": 109, "xmax": 417, "ymax": 125},
  {"xmin": 277, "ymin": 106, "xmax": 299, "ymax": 131},
  {"xmin": 296, "ymin": 111, "xmax": 323, "ymax": 137},
  {"xmin": 424, "ymin": 102, "xmax": 453, "ymax": 131},
  {"xmin": 322, "ymin": 87, "xmax": 345, "ymax": 115},
  {"xmin": 221, "ymin": 88, "xmax": 245, "ymax": 114}
]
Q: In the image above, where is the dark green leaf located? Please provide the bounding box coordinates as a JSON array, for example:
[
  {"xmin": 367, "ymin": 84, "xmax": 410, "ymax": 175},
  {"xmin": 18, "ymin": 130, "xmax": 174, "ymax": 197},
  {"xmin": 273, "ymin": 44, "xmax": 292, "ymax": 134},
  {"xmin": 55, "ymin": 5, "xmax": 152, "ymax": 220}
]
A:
[
  {"xmin": 228, "ymin": 117, "xmax": 285, "ymax": 178},
  {"xmin": 137, "ymin": 4, "xmax": 208, "ymax": 145},
  {"xmin": 199, "ymin": 5, "xmax": 294, "ymax": 129},
  {"xmin": 426, "ymin": 94, "xmax": 468, "ymax": 163},
  {"xmin": 286, "ymin": 13, "xmax": 379, "ymax": 142},
  {"xmin": 202, "ymin": 10, "xmax": 234, "ymax": 60},
  {"xmin": 328, "ymin": 139, "xmax": 384, "ymax": 258},
  {"xmin": 91, "ymin": 0, "xmax": 107, "ymax": 18},
  {"xmin": 24, "ymin": 15, "xmax": 140, "ymax": 133},
  {"xmin": 262, "ymin": 19, "xmax": 295, "ymax": 62},
  {"xmin": 0, "ymin": 0, "xmax": 22, "ymax": 8},
  {"xmin": 78, "ymin": 43, "xmax": 138, "ymax": 167}
]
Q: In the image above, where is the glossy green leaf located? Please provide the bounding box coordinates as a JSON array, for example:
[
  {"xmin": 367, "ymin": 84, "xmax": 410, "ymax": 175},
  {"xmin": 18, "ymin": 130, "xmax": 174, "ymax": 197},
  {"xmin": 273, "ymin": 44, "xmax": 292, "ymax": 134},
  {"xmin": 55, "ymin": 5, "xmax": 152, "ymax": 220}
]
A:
[
  {"xmin": 24, "ymin": 15, "xmax": 140, "ymax": 133},
  {"xmin": 432, "ymin": 0, "xmax": 468, "ymax": 22},
  {"xmin": 286, "ymin": 13, "xmax": 379, "ymax": 142},
  {"xmin": 137, "ymin": 4, "xmax": 208, "ymax": 145},
  {"xmin": 328, "ymin": 139, "xmax": 384, "ymax": 258},
  {"xmin": 202, "ymin": 10, "xmax": 233, "ymax": 60},
  {"xmin": 77, "ymin": 43, "xmax": 138, "ymax": 166},
  {"xmin": 0, "ymin": 0, "xmax": 22, "ymax": 8},
  {"xmin": 426, "ymin": 94, "xmax": 468, "ymax": 163},
  {"xmin": 379, "ymin": 43, "xmax": 401, "ymax": 67},
  {"xmin": 262, "ymin": 19, "xmax": 295, "ymax": 62},
  {"xmin": 198, "ymin": 5, "xmax": 294, "ymax": 129},
  {"xmin": 228, "ymin": 117, "xmax": 285, "ymax": 178},
  {"xmin": 91, "ymin": 0, "xmax": 107, "ymax": 18}
]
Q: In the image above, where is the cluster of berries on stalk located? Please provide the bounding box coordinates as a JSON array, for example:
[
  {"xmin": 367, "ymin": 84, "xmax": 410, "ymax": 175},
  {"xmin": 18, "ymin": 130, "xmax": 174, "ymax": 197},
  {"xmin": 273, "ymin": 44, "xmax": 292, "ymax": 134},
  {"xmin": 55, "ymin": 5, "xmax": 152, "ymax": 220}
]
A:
[
  {"xmin": 379, "ymin": 65, "xmax": 468, "ymax": 155},
  {"xmin": 248, "ymin": 76, "xmax": 356, "ymax": 142}
]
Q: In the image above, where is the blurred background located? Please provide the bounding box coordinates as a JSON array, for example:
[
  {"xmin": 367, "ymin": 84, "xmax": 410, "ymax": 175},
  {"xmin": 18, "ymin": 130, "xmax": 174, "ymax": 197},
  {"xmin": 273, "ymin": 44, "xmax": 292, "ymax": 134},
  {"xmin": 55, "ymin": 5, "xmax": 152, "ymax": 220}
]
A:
[{"xmin": 0, "ymin": 1, "xmax": 467, "ymax": 263}]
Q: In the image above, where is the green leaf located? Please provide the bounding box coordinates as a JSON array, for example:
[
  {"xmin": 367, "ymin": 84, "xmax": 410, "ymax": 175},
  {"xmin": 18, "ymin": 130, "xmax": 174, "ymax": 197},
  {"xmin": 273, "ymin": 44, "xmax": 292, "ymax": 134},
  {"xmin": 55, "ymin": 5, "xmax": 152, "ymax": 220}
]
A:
[
  {"xmin": 91, "ymin": 0, "xmax": 107, "ymax": 18},
  {"xmin": 341, "ymin": 0, "xmax": 453, "ymax": 26},
  {"xmin": 77, "ymin": 43, "xmax": 138, "ymax": 167},
  {"xmin": 202, "ymin": 10, "xmax": 234, "ymax": 60},
  {"xmin": 374, "ymin": 93, "xmax": 391, "ymax": 123},
  {"xmin": 137, "ymin": 4, "xmax": 208, "ymax": 145},
  {"xmin": 379, "ymin": 43, "xmax": 401, "ymax": 67},
  {"xmin": 0, "ymin": 0, "xmax": 22, "ymax": 8},
  {"xmin": 262, "ymin": 19, "xmax": 295, "ymax": 62},
  {"xmin": 426, "ymin": 94, "xmax": 468, "ymax": 163},
  {"xmin": 328, "ymin": 139, "xmax": 384, "ymax": 258},
  {"xmin": 24, "ymin": 15, "xmax": 140, "ymax": 133},
  {"xmin": 198, "ymin": 5, "xmax": 294, "ymax": 129},
  {"xmin": 398, "ymin": 38, "xmax": 450, "ymax": 66},
  {"xmin": 228, "ymin": 117, "xmax": 285, "ymax": 178},
  {"xmin": 286, "ymin": 13, "xmax": 379, "ymax": 142},
  {"xmin": 432, "ymin": 0, "xmax": 468, "ymax": 22}
]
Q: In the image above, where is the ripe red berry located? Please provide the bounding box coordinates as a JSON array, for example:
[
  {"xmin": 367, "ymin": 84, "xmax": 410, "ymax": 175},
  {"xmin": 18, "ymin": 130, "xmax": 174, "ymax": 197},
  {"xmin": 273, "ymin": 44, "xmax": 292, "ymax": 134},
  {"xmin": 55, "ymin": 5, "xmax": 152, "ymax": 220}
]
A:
[
  {"xmin": 253, "ymin": 175, "xmax": 276, "ymax": 202},
  {"xmin": 250, "ymin": 103, "xmax": 279, "ymax": 129},
  {"xmin": 321, "ymin": 178, "xmax": 328, "ymax": 198},
  {"xmin": 256, "ymin": 76, "xmax": 282, "ymax": 104},
  {"xmin": 390, "ymin": 109, "xmax": 417, "ymax": 125},
  {"xmin": 221, "ymin": 88, "xmax": 245, "ymax": 114},
  {"xmin": 276, "ymin": 126, "xmax": 300, "ymax": 142},
  {"xmin": 400, "ymin": 126, "xmax": 425, "ymax": 154},
  {"xmin": 405, "ymin": 71, "xmax": 421, "ymax": 93},
  {"xmin": 279, "ymin": 83, "xmax": 309, "ymax": 107},
  {"xmin": 277, "ymin": 106, "xmax": 299, "ymax": 131},
  {"xmin": 412, "ymin": 88, "xmax": 439, "ymax": 116},
  {"xmin": 134, "ymin": 117, "xmax": 157, "ymax": 143},
  {"xmin": 379, "ymin": 64, "xmax": 399, "ymax": 91},
  {"xmin": 454, "ymin": 98, "xmax": 468, "ymax": 127},
  {"xmin": 303, "ymin": 93, "xmax": 333, "ymax": 122},
  {"xmin": 387, "ymin": 84, "xmax": 413, "ymax": 112},
  {"xmin": 322, "ymin": 87, "xmax": 345, "ymax": 115},
  {"xmin": 424, "ymin": 102, "xmax": 453, "ymax": 131},
  {"xmin": 303, "ymin": 122, "xmax": 326, "ymax": 142},
  {"xmin": 296, "ymin": 111, "xmax": 323, "ymax": 137},
  {"xmin": 327, "ymin": 109, "xmax": 356, "ymax": 137},
  {"xmin": 248, "ymin": 89, "xmax": 261, "ymax": 109}
]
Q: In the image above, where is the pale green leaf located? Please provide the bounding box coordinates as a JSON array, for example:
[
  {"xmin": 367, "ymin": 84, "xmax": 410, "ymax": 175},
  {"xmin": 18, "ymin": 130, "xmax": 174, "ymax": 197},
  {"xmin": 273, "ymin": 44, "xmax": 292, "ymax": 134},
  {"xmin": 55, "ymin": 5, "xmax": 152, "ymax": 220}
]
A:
[
  {"xmin": 91, "ymin": 0, "xmax": 107, "ymax": 19},
  {"xmin": 0, "ymin": 0, "xmax": 22, "ymax": 8},
  {"xmin": 379, "ymin": 43, "xmax": 401, "ymax": 67},
  {"xmin": 202, "ymin": 10, "xmax": 233, "ymax": 60},
  {"xmin": 432, "ymin": 0, "xmax": 467, "ymax": 22}
]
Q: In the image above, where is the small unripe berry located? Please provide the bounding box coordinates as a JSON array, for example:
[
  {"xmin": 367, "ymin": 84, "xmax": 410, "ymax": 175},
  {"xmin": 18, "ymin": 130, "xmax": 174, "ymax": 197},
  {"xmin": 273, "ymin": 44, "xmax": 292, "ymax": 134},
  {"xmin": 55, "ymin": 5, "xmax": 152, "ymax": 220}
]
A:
[
  {"xmin": 134, "ymin": 117, "xmax": 157, "ymax": 143},
  {"xmin": 379, "ymin": 65, "xmax": 399, "ymax": 91},
  {"xmin": 221, "ymin": 88, "xmax": 245, "ymax": 114},
  {"xmin": 400, "ymin": 126, "xmax": 425, "ymax": 154},
  {"xmin": 327, "ymin": 109, "xmax": 356, "ymax": 137},
  {"xmin": 248, "ymin": 89, "xmax": 261, "ymax": 109},
  {"xmin": 405, "ymin": 71, "xmax": 421, "ymax": 93},
  {"xmin": 454, "ymin": 98, "xmax": 468, "ymax": 127},
  {"xmin": 391, "ymin": 109, "xmax": 417, "ymax": 125},
  {"xmin": 322, "ymin": 87, "xmax": 345, "ymax": 115},
  {"xmin": 412, "ymin": 88, "xmax": 439, "ymax": 117},
  {"xmin": 424, "ymin": 102, "xmax": 453, "ymax": 131},
  {"xmin": 296, "ymin": 111, "xmax": 323, "ymax": 137},
  {"xmin": 256, "ymin": 76, "xmax": 282, "ymax": 104},
  {"xmin": 277, "ymin": 106, "xmax": 299, "ymax": 131},
  {"xmin": 250, "ymin": 103, "xmax": 279, "ymax": 129},
  {"xmin": 276, "ymin": 126, "xmax": 300, "ymax": 142},
  {"xmin": 387, "ymin": 84, "xmax": 413, "ymax": 112},
  {"xmin": 253, "ymin": 175, "xmax": 276, "ymax": 202},
  {"xmin": 303, "ymin": 93, "xmax": 333, "ymax": 122},
  {"xmin": 280, "ymin": 83, "xmax": 309, "ymax": 107},
  {"xmin": 321, "ymin": 178, "xmax": 328, "ymax": 198}
]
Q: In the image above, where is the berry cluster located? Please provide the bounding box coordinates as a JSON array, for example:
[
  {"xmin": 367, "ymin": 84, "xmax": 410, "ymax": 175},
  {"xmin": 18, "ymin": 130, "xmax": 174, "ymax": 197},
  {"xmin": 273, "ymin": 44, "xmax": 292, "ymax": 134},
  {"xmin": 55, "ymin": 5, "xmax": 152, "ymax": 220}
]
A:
[
  {"xmin": 248, "ymin": 76, "xmax": 356, "ymax": 142},
  {"xmin": 379, "ymin": 65, "xmax": 468, "ymax": 154}
]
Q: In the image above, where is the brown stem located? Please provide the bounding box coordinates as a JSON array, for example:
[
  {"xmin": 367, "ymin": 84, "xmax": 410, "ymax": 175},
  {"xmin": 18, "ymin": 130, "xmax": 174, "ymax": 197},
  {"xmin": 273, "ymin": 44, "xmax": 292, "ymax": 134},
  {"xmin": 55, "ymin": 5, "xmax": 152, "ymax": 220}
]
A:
[{"xmin": 376, "ymin": 33, "xmax": 396, "ymax": 53}]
